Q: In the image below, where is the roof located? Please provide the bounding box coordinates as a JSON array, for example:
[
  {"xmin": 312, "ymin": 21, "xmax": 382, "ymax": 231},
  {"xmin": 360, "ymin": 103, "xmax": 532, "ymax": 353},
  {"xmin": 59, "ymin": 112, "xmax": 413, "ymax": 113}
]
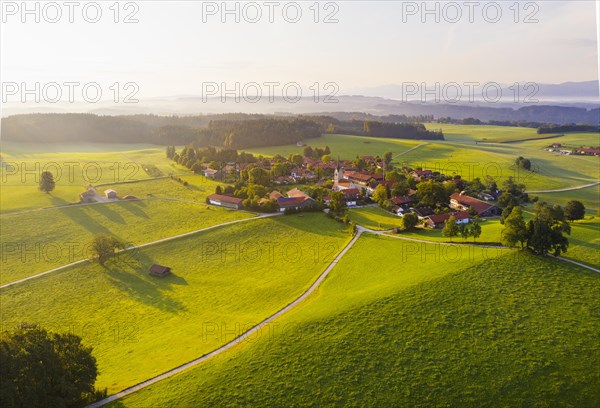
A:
[
  {"xmin": 208, "ymin": 194, "xmax": 243, "ymax": 205},
  {"xmin": 427, "ymin": 211, "xmax": 471, "ymax": 224},
  {"xmin": 104, "ymin": 189, "xmax": 117, "ymax": 194},
  {"xmin": 345, "ymin": 171, "xmax": 383, "ymax": 182},
  {"xmin": 269, "ymin": 191, "xmax": 283, "ymax": 200},
  {"xmin": 341, "ymin": 188, "xmax": 360, "ymax": 197},
  {"xmin": 391, "ymin": 195, "xmax": 414, "ymax": 205},
  {"xmin": 149, "ymin": 264, "xmax": 171, "ymax": 276},
  {"xmin": 287, "ymin": 188, "xmax": 310, "ymax": 198},
  {"xmin": 414, "ymin": 207, "xmax": 435, "ymax": 217},
  {"xmin": 450, "ymin": 193, "xmax": 495, "ymax": 215},
  {"xmin": 277, "ymin": 196, "xmax": 312, "ymax": 208}
]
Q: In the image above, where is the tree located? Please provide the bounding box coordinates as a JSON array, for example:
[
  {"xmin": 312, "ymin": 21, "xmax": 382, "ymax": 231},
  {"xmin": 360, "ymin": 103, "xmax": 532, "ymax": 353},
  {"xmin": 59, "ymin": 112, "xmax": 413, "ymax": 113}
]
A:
[
  {"xmin": 248, "ymin": 167, "xmax": 271, "ymax": 186},
  {"xmin": 215, "ymin": 185, "xmax": 223, "ymax": 194},
  {"xmin": 329, "ymin": 191, "xmax": 347, "ymax": 216},
  {"xmin": 324, "ymin": 146, "xmax": 331, "ymax": 155},
  {"xmin": 0, "ymin": 324, "xmax": 103, "ymax": 407},
  {"xmin": 469, "ymin": 220, "xmax": 482, "ymax": 242},
  {"xmin": 416, "ymin": 180, "xmax": 448, "ymax": 208},
  {"xmin": 526, "ymin": 202, "xmax": 571, "ymax": 256},
  {"xmin": 515, "ymin": 156, "xmax": 532, "ymax": 170},
  {"xmin": 400, "ymin": 212, "xmax": 419, "ymax": 231},
  {"xmin": 501, "ymin": 206, "xmax": 527, "ymax": 248},
  {"xmin": 458, "ymin": 223, "xmax": 470, "ymax": 240},
  {"xmin": 442, "ymin": 216, "xmax": 459, "ymax": 241},
  {"xmin": 564, "ymin": 200, "xmax": 585, "ymax": 221},
  {"xmin": 289, "ymin": 154, "xmax": 304, "ymax": 166},
  {"xmin": 39, "ymin": 171, "xmax": 56, "ymax": 193},
  {"xmin": 372, "ymin": 184, "xmax": 388, "ymax": 205},
  {"xmin": 303, "ymin": 146, "xmax": 314, "ymax": 158},
  {"xmin": 90, "ymin": 234, "xmax": 125, "ymax": 266}
]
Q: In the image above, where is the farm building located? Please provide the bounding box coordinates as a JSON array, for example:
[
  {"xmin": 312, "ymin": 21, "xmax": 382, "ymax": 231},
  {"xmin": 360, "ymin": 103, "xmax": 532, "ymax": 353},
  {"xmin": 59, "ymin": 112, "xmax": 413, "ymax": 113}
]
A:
[
  {"xmin": 79, "ymin": 187, "xmax": 97, "ymax": 203},
  {"xmin": 104, "ymin": 189, "xmax": 118, "ymax": 199},
  {"xmin": 207, "ymin": 194, "xmax": 243, "ymax": 210},
  {"xmin": 449, "ymin": 192, "xmax": 498, "ymax": 216},
  {"xmin": 149, "ymin": 264, "xmax": 171, "ymax": 277},
  {"xmin": 277, "ymin": 196, "xmax": 315, "ymax": 212},
  {"xmin": 425, "ymin": 211, "xmax": 471, "ymax": 229}
]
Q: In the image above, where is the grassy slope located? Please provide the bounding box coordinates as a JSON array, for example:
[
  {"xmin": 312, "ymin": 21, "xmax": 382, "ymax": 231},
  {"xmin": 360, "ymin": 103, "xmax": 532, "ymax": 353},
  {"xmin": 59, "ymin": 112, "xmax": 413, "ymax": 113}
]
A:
[
  {"xmin": 113, "ymin": 234, "xmax": 600, "ymax": 407},
  {"xmin": 0, "ymin": 143, "xmax": 189, "ymax": 212},
  {"xmin": 0, "ymin": 213, "xmax": 352, "ymax": 393},
  {"xmin": 0, "ymin": 195, "xmax": 254, "ymax": 285},
  {"xmin": 348, "ymin": 206, "xmax": 403, "ymax": 230}
]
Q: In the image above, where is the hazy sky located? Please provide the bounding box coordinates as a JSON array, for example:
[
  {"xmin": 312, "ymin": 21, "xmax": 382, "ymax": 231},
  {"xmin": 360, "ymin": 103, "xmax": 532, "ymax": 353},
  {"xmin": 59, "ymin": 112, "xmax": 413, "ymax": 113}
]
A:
[{"xmin": 1, "ymin": 0, "xmax": 599, "ymax": 100}]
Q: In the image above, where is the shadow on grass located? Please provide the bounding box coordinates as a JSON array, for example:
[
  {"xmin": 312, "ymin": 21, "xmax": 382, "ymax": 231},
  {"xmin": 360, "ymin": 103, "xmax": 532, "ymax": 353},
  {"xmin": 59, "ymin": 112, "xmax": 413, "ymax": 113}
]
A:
[
  {"xmin": 102, "ymin": 251, "xmax": 188, "ymax": 313},
  {"xmin": 113, "ymin": 200, "xmax": 150, "ymax": 219},
  {"xmin": 87, "ymin": 203, "xmax": 127, "ymax": 224}
]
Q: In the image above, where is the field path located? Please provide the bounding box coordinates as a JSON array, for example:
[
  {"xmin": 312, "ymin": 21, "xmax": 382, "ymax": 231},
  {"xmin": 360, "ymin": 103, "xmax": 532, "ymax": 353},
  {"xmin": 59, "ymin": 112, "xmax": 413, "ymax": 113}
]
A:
[
  {"xmin": 0, "ymin": 212, "xmax": 277, "ymax": 289},
  {"xmin": 392, "ymin": 143, "xmax": 427, "ymax": 159},
  {"xmin": 86, "ymin": 227, "xmax": 364, "ymax": 408},
  {"xmin": 525, "ymin": 181, "xmax": 600, "ymax": 194}
]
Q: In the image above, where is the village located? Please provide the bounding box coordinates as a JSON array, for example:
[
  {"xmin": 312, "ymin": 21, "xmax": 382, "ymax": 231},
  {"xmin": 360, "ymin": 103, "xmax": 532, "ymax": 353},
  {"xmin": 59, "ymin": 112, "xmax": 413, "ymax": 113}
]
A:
[{"xmin": 197, "ymin": 150, "xmax": 502, "ymax": 231}]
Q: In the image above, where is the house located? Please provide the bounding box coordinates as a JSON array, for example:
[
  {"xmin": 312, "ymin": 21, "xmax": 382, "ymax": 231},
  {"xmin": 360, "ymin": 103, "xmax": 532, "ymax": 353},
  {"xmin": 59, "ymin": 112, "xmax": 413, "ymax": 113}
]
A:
[
  {"xmin": 207, "ymin": 194, "xmax": 243, "ymax": 210},
  {"xmin": 204, "ymin": 168, "xmax": 223, "ymax": 180},
  {"xmin": 414, "ymin": 207, "xmax": 435, "ymax": 219},
  {"xmin": 344, "ymin": 171, "xmax": 384, "ymax": 186},
  {"xmin": 449, "ymin": 192, "xmax": 498, "ymax": 216},
  {"xmin": 149, "ymin": 264, "xmax": 171, "ymax": 277},
  {"xmin": 477, "ymin": 193, "xmax": 495, "ymax": 201},
  {"xmin": 276, "ymin": 196, "xmax": 315, "ymax": 212},
  {"xmin": 341, "ymin": 188, "xmax": 360, "ymax": 206},
  {"xmin": 333, "ymin": 179, "xmax": 359, "ymax": 191},
  {"xmin": 79, "ymin": 187, "xmax": 97, "ymax": 203},
  {"xmin": 425, "ymin": 211, "xmax": 471, "ymax": 229},
  {"xmin": 578, "ymin": 148, "xmax": 600, "ymax": 156},
  {"xmin": 410, "ymin": 170, "xmax": 432, "ymax": 181},
  {"xmin": 123, "ymin": 195, "xmax": 139, "ymax": 200},
  {"xmin": 269, "ymin": 191, "xmax": 283, "ymax": 200},
  {"xmin": 286, "ymin": 188, "xmax": 311, "ymax": 199},
  {"xmin": 391, "ymin": 195, "xmax": 414, "ymax": 207},
  {"xmin": 104, "ymin": 189, "xmax": 117, "ymax": 199}
]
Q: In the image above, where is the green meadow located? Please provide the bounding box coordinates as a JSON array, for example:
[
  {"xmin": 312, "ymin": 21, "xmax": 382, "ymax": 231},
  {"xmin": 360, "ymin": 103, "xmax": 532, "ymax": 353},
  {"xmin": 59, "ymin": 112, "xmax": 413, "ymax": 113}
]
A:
[
  {"xmin": 348, "ymin": 206, "xmax": 403, "ymax": 230},
  {"xmin": 0, "ymin": 142, "xmax": 189, "ymax": 213},
  {"xmin": 112, "ymin": 234, "xmax": 600, "ymax": 407},
  {"xmin": 0, "ymin": 213, "xmax": 351, "ymax": 393},
  {"xmin": 0, "ymin": 197, "xmax": 254, "ymax": 285}
]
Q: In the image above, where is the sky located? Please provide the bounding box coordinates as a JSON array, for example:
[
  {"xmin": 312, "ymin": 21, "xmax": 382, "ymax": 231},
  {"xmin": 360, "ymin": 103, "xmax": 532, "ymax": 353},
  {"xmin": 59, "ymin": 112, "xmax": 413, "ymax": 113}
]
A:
[{"xmin": 1, "ymin": 0, "xmax": 599, "ymax": 101}]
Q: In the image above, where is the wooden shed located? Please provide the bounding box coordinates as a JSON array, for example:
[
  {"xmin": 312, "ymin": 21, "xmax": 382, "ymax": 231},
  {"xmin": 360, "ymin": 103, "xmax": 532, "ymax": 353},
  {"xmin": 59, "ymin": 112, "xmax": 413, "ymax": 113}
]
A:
[{"xmin": 149, "ymin": 264, "xmax": 171, "ymax": 277}]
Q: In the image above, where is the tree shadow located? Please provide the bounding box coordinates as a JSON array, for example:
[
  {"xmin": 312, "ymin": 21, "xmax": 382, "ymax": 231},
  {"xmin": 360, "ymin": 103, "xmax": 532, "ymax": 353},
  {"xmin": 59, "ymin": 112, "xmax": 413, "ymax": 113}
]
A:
[
  {"xmin": 56, "ymin": 206, "xmax": 113, "ymax": 236},
  {"xmin": 87, "ymin": 202, "xmax": 127, "ymax": 224},
  {"xmin": 112, "ymin": 200, "xmax": 150, "ymax": 220},
  {"xmin": 102, "ymin": 251, "xmax": 188, "ymax": 313}
]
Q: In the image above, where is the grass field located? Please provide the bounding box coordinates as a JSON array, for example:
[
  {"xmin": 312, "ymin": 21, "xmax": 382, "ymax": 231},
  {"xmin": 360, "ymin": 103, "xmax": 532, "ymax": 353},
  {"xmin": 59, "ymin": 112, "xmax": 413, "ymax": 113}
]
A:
[
  {"xmin": 245, "ymin": 126, "xmax": 599, "ymax": 192},
  {"xmin": 0, "ymin": 196, "xmax": 254, "ymax": 285},
  {"xmin": 348, "ymin": 206, "xmax": 403, "ymax": 230},
  {"xmin": 0, "ymin": 142, "xmax": 189, "ymax": 213},
  {"xmin": 112, "ymin": 234, "xmax": 600, "ymax": 407},
  {"xmin": 0, "ymin": 213, "xmax": 352, "ymax": 393}
]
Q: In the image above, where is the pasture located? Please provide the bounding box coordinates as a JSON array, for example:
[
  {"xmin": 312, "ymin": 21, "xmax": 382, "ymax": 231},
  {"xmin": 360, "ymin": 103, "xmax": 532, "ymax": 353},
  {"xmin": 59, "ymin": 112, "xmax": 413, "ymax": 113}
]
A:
[
  {"xmin": 0, "ymin": 196, "xmax": 254, "ymax": 285},
  {"xmin": 112, "ymin": 234, "xmax": 600, "ymax": 407},
  {"xmin": 0, "ymin": 213, "xmax": 351, "ymax": 393}
]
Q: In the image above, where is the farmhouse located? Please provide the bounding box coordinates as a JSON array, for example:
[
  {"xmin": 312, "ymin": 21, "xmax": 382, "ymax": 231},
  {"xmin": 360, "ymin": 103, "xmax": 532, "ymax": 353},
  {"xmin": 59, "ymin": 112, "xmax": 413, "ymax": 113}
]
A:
[
  {"xmin": 425, "ymin": 211, "xmax": 471, "ymax": 229},
  {"xmin": 410, "ymin": 170, "xmax": 432, "ymax": 181},
  {"xmin": 414, "ymin": 207, "xmax": 435, "ymax": 219},
  {"xmin": 207, "ymin": 194, "xmax": 243, "ymax": 210},
  {"xmin": 104, "ymin": 189, "xmax": 118, "ymax": 199},
  {"xmin": 286, "ymin": 188, "xmax": 311, "ymax": 199},
  {"xmin": 450, "ymin": 192, "xmax": 498, "ymax": 216},
  {"xmin": 391, "ymin": 195, "xmax": 414, "ymax": 207},
  {"xmin": 344, "ymin": 171, "xmax": 383, "ymax": 186},
  {"xmin": 79, "ymin": 187, "xmax": 97, "ymax": 203},
  {"xmin": 149, "ymin": 264, "xmax": 171, "ymax": 277},
  {"xmin": 578, "ymin": 148, "xmax": 600, "ymax": 156},
  {"xmin": 277, "ymin": 196, "xmax": 315, "ymax": 212}
]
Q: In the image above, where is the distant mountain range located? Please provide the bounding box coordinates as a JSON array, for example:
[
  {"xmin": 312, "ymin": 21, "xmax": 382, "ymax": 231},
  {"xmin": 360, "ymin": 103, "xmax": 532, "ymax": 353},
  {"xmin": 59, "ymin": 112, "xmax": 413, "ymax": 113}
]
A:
[{"xmin": 1, "ymin": 81, "xmax": 598, "ymax": 125}]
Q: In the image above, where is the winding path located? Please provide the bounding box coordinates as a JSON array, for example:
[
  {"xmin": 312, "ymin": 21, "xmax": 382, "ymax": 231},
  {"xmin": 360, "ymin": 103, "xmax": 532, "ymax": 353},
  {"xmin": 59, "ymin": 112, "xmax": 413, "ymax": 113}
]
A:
[
  {"xmin": 525, "ymin": 181, "xmax": 600, "ymax": 194},
  {"xmin": 86, "ymin": 227, "xmax": 365, "ymax": 407}
]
